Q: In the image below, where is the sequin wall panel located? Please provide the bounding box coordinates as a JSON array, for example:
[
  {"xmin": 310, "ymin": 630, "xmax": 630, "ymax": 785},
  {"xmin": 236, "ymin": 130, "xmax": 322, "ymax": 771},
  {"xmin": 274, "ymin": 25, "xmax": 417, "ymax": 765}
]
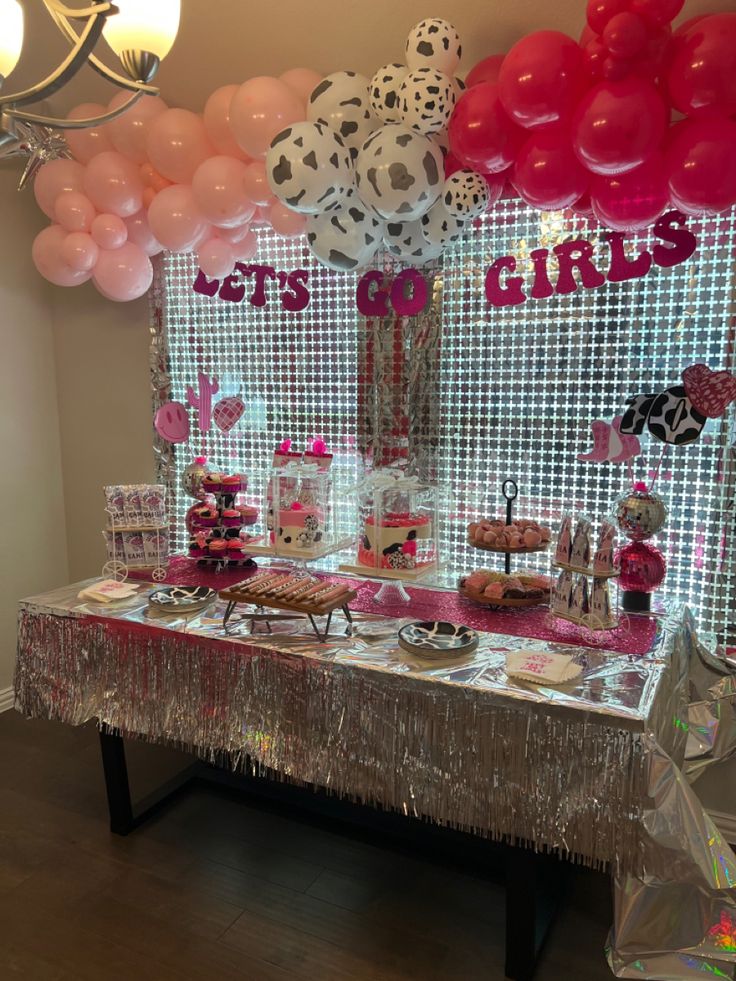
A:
[{"xmin": 155, "ymin": 207, "xmax": 735, "ymax": 639}]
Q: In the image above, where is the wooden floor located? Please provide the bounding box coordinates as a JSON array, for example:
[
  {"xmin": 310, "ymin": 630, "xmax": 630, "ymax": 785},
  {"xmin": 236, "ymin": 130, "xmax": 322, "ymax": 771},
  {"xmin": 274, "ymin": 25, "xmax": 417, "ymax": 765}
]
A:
[{"xmin": 0, "ymin": 710, "xmax": 615, "ymax": 980}]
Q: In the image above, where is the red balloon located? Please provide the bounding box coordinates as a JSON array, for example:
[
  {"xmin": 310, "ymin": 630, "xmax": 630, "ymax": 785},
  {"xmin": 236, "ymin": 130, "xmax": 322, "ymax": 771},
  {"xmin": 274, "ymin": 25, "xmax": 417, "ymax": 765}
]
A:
[
  {"xmin": 587, "ymin": 0, "xmax": 628, "ymax": 34},
  {"xmin": 583, "ymin": 39, "xmax": 607, "ymax": 80},
  {"xmin": 590, "ymin": 151, "xmax": 668, "ymax": 229},
  {"xmin": 465, "ymin": 54, "xmax": 505, "ymax": 88},
  {"xmin": 628, "ymin": 0, "xmax": 683, "ymax": 27},
  {"xmin": 512, "ymin": 127, "xmax": 588, "ymax": 209},
  {"xmin": 448, "ymin": 83, "xmax": 520, "ymax": 174},
  {"xmin": 572, "ymin": 77, "xmax": 668, "ymax": 175},
  {"xmin": 666, "ymin": 116, "xmax": 736, "ymax": 215},
  {"xmin": 498, "ymin": 30, "xmax": 587, "ymax": 129},
  {"xmin": 603, "ymin": 12, "xmax": 648, "ymax": 59},
  {"xmin": 667, "ymin": 14, "xmax": 736, "ymax": 118},
  {"xmin": 602, "ymin": 55, "xmax": 633, "ymax": 81},
  {"xmin": 483, "ymin": 170, "xmax": 506, "ymax": 210},
  {"xmin": 444, "ymin": 151, "xmax": 464, "ymax": 179},
  {"xmin": 579, "ymin": 24, "xmax": 596, "ymax": 46},
  {"xmin": 570, "ymin": 191, "xmax": 595, "ymax": 217}
]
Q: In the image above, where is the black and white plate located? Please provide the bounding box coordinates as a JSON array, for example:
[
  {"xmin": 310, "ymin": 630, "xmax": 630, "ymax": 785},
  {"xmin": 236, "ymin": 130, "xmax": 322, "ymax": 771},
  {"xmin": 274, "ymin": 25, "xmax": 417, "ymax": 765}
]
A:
[
  {"xmin": 398, "ymin": 621, "xmax": 479, "ymax": 658},
  {"xmin": 148, "ymin": 586, "xmax": 216, "ymax": 610}
]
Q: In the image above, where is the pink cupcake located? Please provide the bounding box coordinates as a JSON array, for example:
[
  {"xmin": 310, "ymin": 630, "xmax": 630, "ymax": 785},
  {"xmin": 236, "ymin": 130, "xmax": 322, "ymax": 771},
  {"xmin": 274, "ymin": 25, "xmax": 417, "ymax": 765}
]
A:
[
  {"xmin": 221, "ymin": 508, "xmax": 241, "ymax": 527},
  {"xmin": 228, "ymin": 540, "xmax": 246, "ymax": 560},
  {"xmin": 208, "ymin": 538, "xmax": 227, "ymax": 558},
  {"xmin": 197, "ymin": 507, "xmax": 219, "ymax": 528},
  {"xmin": 237, "ymin": 504, "xmax": 259, "ymax": 526},
  {"xmin": 189, "ymin": 531, "xmax": 210, "ymax": 558},
  {"xmin": 221, "ymin": 474, "xmax": 243, "ymax": 495},
  {"xmin": 202, "ymin": 472, "xmax": 223, "ymax": 494}
]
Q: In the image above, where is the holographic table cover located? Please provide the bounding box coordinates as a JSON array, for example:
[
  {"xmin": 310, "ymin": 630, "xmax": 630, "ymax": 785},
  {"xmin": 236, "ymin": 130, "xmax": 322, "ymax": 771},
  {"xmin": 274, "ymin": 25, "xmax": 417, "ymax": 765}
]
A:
[{"xmin": 14, "ymin": 583, "xmax": 736, "ymax": 979}]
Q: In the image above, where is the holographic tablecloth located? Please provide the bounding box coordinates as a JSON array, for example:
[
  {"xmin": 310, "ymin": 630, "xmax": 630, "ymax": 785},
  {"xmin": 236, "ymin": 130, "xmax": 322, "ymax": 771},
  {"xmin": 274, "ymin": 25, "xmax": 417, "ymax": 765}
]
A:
[{"xmin": 14, "ymin": 581, "xmax": 736, "ymax": 980}]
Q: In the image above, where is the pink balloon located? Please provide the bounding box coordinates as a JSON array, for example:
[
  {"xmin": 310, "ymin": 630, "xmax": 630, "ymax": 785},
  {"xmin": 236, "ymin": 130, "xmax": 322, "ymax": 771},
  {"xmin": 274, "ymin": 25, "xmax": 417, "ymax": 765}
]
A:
[
  {"xmin": 192, "ymin": 156, "xmax": 256, "ymax": 228},
  {"xmin": 586, "ymin": 0, "xmax": 628, "ymax": 34},
  {"xmin": 83, "ymin": 150, "xmax": 143, "ymax": 217},
  {"xmin": 590, "ymin": 151, "xmax": 668, "ymax": 229},
  {"xmin": 279, "ymin": 68, "xmax": 323, "ymax": 106},
  {"xmin": 147, "ymin": 184, "xmax": 208, "ymax": 251},
  {"xmin": 242, "ymin": 160, "xmax": 275, "ymax": 205},
  {"xmin": 124, "ymin": 210, "xmax": 163, "ymax": 256},
  {"xmin": 572, "ymin": 78, "xmax": 668, "ymax": 175},
  {"xmin": 93, "ymin": 242, "xmax": 153, "ymax": 302},
  {"xmin": 146, "ymin": 108, "xmax": 214, "ymax": 184},
  {"xmin": 203, "ymin": 84, "xmax": 249, "ymax": 160},
  {"xmin": 107, "ymin": 91, "xmax": 168, "ymax": 164},
  {"xmin": 498, "ymin": 31, "xmax": 587, "ymax": 128},
  {"xmin": 91, "ymin": 213, "xmax": 128, "ymax": 250},
  {"xmin": 55, "ymin": 190, "xmax": 96, "ymax": 233},
  {"xmin": 251, "ymin": 205, "xmax": 271, "ymax": 226},
  {"xmin": 666, "ymin": 116, "xmax": 736, "ymax": 215},
  {"xmin": 512, "ymin": 127, "xmax": 588, "ymax": 209},
  {"xmin": 666, "ymin": 14, "xmax": 736, "ymax": 118},
  {"xmin": 268, "ymin": 201, "xmax": 306, "ymax": 238},
  {"xmin": 192, "ymin": 222, "xmax": 215, "ymax": 249},
  {"xmin": 34, "ymin": 159, "xmax": 85, "ymax": 219},
  {"xmin": 216, "ymin": 222, "xmax": 252, "ymax": 244},
  {"xmin": 64, "ymin": 103, "xmax": 113, "ymax": 164},
  {"xmin": 61, "ymin": 231, "xmax": 99, "ymax": 272},
  {"xmin": 155, "ymin": 401, "xmax": 190, "ymax": 444},
  {"xmin": 229, "ymin": 76, "xmax": 304, "ymax": 159},
  {"xmin": 32, "ymin": 224, "xmax": 92, "ymax": 287},
  {"xmin": 197, "ymin": 238, "xmax": 235, "ymax": 278},
  {"xmin": 232, "ymin": 230, "xmax": 258, "ymax": 261},
  {"xmin": 142, "ymin": 187, "xmax": 157, "ymax": 209},
  {"xmin": 465, "ymin": 55, "xmax": 505, "ymax": 88}
]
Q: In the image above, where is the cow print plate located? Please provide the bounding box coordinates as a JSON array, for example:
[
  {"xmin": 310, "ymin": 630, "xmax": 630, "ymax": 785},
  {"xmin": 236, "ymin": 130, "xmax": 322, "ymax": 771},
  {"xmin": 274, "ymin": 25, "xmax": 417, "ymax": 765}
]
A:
[
  {"xmin": 398, "ymin": 620, "xmax": 479, "ymax": 658},
  {"xmin": 149, "ymin": 586, "xmax": 216, "ymax": 610}
]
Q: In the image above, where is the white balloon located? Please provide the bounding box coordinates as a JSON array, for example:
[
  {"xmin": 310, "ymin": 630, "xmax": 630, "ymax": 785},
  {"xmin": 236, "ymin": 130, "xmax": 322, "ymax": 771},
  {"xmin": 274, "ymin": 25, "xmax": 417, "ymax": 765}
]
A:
[
  {"xmin": 443, "ymin": 169, "xmax": 490, "ymax": 220},
  {"xmin": 420, "ymin": 199, "xmax": 466, "ymax": 247},
  {"xmin": 355, "ymin": 124, "xmax": 443, "ymax": 221},
  {"xmin": 307, "ymin": 71, "xmax": 380, "ymax": 160},
  {"xmin": 405, "ymin": 18, "xmax": 462, "ymax": 75},
  {"xmin": 383, "ymin": 217, "xmax": 444, "ymax": 264},
  {"xmin": 398, "ymin": 68, "xmax": 456, "ymax": 135},
  {"xmin": 369, "ymin": 63, "xmax": 408, "ymax": 123},
  {"xmin": 306, "ymin": 205, "xmax": 385, "ymax": 271},
  {"xmin": 266, "ymin": 121, "xmax": 354, "ymax": 215}
]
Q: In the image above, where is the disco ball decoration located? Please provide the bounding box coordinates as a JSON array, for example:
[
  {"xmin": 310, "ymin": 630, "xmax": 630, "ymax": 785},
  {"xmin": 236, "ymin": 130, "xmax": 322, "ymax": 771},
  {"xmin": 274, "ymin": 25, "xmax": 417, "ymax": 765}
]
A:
[
  {"xmin": 616, "ymin": 541, "xmax": 667, "ymax": 594},
  {"xmin": 614, "ymin": 486, "xmax": 667, "ymax": 542},
  {"xmin": 182, "ymin": 456, "xmax": 210, "ymax": 500}
]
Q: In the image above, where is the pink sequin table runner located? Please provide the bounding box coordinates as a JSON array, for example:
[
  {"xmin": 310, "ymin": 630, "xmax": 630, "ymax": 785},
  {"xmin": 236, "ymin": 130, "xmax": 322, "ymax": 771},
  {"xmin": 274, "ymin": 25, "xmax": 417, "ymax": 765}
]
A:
[{"xmin": 132, "ymin": 556, "xmax": 659, "ymax": 655}]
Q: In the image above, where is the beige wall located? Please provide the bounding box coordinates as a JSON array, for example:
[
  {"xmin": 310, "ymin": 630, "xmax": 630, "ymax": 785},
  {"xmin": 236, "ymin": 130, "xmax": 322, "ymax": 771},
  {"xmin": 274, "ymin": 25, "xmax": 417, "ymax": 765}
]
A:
[
  {"xmin": 51, "ymin": 285, "xmax": 154, "ymax": 581},
  {"xmin": 0, "ymin": 170, "xmax": 68, "ymax": 691}
]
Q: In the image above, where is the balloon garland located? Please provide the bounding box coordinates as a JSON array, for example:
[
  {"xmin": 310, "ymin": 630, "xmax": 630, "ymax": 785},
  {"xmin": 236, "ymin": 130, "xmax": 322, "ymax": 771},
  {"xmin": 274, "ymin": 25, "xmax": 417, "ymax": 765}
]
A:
[{"xmin": 28, "ymin": 6, "xmax": 736, "ymax": 300}]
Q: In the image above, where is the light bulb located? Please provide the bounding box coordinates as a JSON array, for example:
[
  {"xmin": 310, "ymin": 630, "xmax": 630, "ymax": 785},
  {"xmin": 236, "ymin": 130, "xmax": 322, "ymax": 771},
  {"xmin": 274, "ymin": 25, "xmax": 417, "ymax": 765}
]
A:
[
  {"xmin": 0, "ymin": 0, "xmax": 23, "ymax": 80},
  {"xmin": 102, "ymin": 0, "xmax": 180, "ymax": 61}
]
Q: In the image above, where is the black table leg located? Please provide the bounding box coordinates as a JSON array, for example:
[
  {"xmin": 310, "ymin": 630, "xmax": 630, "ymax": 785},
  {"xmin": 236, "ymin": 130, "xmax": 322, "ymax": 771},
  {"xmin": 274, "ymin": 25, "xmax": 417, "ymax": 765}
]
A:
[
  {"xmin": 98, "ymin": 727, "xmax": 202, "ymax": 836},
  {"xmin": 98, "ymin": 728, "xmax": 135, "ymax": 835},
  {"xmin": 505, "ymin": 846, "xmax": 568, "ymax": 980}
]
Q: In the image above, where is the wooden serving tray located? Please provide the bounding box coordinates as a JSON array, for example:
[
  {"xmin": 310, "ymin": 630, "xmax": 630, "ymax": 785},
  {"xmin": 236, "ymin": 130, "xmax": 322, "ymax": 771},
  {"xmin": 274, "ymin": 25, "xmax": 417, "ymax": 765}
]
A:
[
  {"xmin": 219, "ymin": 580, "xmax": 358, "ymax": 616},
  {"xmin": 458, "ymin": 581, "xmax": 549, "ymax": 608},
  {"xmin": 469, "ymin": 540, "xmax": 550, "ymax": 555}
]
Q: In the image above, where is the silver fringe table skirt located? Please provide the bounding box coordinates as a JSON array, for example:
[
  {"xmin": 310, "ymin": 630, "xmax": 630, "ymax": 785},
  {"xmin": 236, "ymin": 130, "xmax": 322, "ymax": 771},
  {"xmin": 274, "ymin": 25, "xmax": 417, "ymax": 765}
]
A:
[{"xmin": 14, "ymin": 583, "xmax": 736, "ymax": 979}]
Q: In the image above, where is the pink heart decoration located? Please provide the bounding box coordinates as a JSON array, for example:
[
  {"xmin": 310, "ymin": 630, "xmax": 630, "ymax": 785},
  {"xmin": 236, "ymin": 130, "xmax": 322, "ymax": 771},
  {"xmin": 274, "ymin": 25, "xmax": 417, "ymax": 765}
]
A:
[
  {"xmin": 213, "ymin": 396, "xmax": 245, "ymax": 433},
  {"xmin": 682, "ymin": 364, "xmax": 736, "ymax": 419}
]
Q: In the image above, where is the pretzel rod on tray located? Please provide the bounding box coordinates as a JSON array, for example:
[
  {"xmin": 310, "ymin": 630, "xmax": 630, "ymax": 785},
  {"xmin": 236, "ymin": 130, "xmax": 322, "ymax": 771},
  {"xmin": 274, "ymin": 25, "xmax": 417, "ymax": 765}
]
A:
[{"xmin": 219, "ymin": 575, "xmax": 358, "ymax": 616}]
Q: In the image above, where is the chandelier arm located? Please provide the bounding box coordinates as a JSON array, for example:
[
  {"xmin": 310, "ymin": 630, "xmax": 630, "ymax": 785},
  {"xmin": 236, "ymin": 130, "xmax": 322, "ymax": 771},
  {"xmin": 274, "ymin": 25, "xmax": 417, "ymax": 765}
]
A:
[
  {"xmin": 44, "ymin": 1, "xmax": 117, "ymax": 20},
  {"xmin": 45, "ymin": 4, "xmax": 160, "ymax": 92},
  {"xmin": 4, "ymin": 90, "xmax": 144, "ymax": 130},
  {"xmin": 0, "ymin": 10, "xmax": 108, "ymax": 110}
]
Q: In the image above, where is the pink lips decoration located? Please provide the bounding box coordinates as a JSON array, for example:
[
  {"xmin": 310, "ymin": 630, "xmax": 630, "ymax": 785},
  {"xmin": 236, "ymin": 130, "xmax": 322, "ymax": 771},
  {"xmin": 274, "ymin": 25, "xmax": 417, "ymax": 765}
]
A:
[{"xmin": 577, "ymin": 416, "xmax": 640, "ymax": 464}]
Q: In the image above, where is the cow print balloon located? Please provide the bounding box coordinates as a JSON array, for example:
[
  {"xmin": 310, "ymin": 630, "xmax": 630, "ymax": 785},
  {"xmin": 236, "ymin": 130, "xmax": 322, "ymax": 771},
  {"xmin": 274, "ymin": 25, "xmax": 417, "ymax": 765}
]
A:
[
  {"xmin": 405, "ymin": 18, "xmax": 462, "ymax": 76},
  {"xmin": 307, "ymin": 71, "xmax": 380, "ymax": 160},
  {"xmin": 443, "ymin": 169, "xmax": 489, "ymax": 219},
  {"xmin": 646, "ymin": 385, "xmax": 706, "ymax": 445},
  {"xmin": 354, "ymin": 124, "xmax": 443, "ymax": 221},
  {"xmin": 383, "ymin": 217, "xmax": 444, "ymax": 264},
  {"xmin": 420, "ymin": 198, "xmax": 466, "ymax": 247},
  {"xmin": 306, "ymin": 206, "xmax": 385, "ymax": 271},
  {"xmin": 398, "ymin": 67, "xmax": 456, "ymax": 135},
  {"xmin": 370, "ymin": 63, "xmax": 408, "ymax": 123},
  {"xmin": 266, "ymin": 121, "xmax": 354, "ymax": 215}
]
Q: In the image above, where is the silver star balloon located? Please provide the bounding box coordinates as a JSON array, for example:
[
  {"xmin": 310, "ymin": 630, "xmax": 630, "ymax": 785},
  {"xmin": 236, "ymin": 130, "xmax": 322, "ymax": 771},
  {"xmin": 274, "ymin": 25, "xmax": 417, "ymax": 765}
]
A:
[{"xmin": 0, "ymin": 120, "xmax": 70, "ymax": 190}]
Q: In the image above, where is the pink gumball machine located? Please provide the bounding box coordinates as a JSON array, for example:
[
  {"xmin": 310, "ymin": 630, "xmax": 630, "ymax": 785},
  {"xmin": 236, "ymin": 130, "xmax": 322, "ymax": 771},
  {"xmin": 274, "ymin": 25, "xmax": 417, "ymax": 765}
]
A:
[{"xmin": 614, "ymin": 482, "xmax": 667, "ymax": 612}]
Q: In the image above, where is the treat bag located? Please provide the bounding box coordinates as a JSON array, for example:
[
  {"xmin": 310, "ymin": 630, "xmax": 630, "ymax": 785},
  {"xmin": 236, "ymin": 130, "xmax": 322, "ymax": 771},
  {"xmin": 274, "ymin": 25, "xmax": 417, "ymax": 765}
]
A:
[
  {"xmin": 552, "ymin": 569, "xmax": 574, "ymax": 613},
  {"xmin": 104, "ymin": 485, "xmax": 127, "ymax": 525},
  {"xmin": 570, "ymin": 575, "xmax": 590, "ymax": 619},
  {"xmin": 123, "ymin": 485, "xmax": 144, "ymax": 525},
  {"xmin": 570, "ymin": 517, "xmax": 592, "ymax": 570},
  {"xmin": 555, "ymin": 515, "xmax": 573, "ymax": 565},
  {"xmin": 593, "ymin": 520, "xmax": 617, "ymax": 575},
  {"xmin": 589, "ymin": 578, "xmax": 613, "ymax": 627}
]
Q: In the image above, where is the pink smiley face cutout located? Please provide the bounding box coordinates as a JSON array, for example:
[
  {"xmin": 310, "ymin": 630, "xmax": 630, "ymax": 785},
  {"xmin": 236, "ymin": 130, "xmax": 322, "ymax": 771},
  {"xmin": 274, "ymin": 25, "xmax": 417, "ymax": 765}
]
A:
[{"xmin": 154, "ymin": 401, "xmax": 190, "ymax": 444}]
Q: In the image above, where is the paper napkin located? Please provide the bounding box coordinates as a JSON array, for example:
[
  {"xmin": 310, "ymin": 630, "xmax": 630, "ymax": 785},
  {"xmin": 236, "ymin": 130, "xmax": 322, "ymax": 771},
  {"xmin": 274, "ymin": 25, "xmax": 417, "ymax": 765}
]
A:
[
  {"xmin": 505, "ymin": 650, "xmax": 583, "ymax": 685},
  {"xmin": 78, "ymin": 579, "xmax": 139, "ymax": 604}
]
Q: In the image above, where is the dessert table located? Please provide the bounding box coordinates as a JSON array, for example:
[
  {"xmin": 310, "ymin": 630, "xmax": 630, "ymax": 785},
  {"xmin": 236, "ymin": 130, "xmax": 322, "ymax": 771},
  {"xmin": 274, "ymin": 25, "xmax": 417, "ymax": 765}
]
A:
[{"xmin": 14, "ymin": 573, "xmax": 736, "ymax": 981}]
